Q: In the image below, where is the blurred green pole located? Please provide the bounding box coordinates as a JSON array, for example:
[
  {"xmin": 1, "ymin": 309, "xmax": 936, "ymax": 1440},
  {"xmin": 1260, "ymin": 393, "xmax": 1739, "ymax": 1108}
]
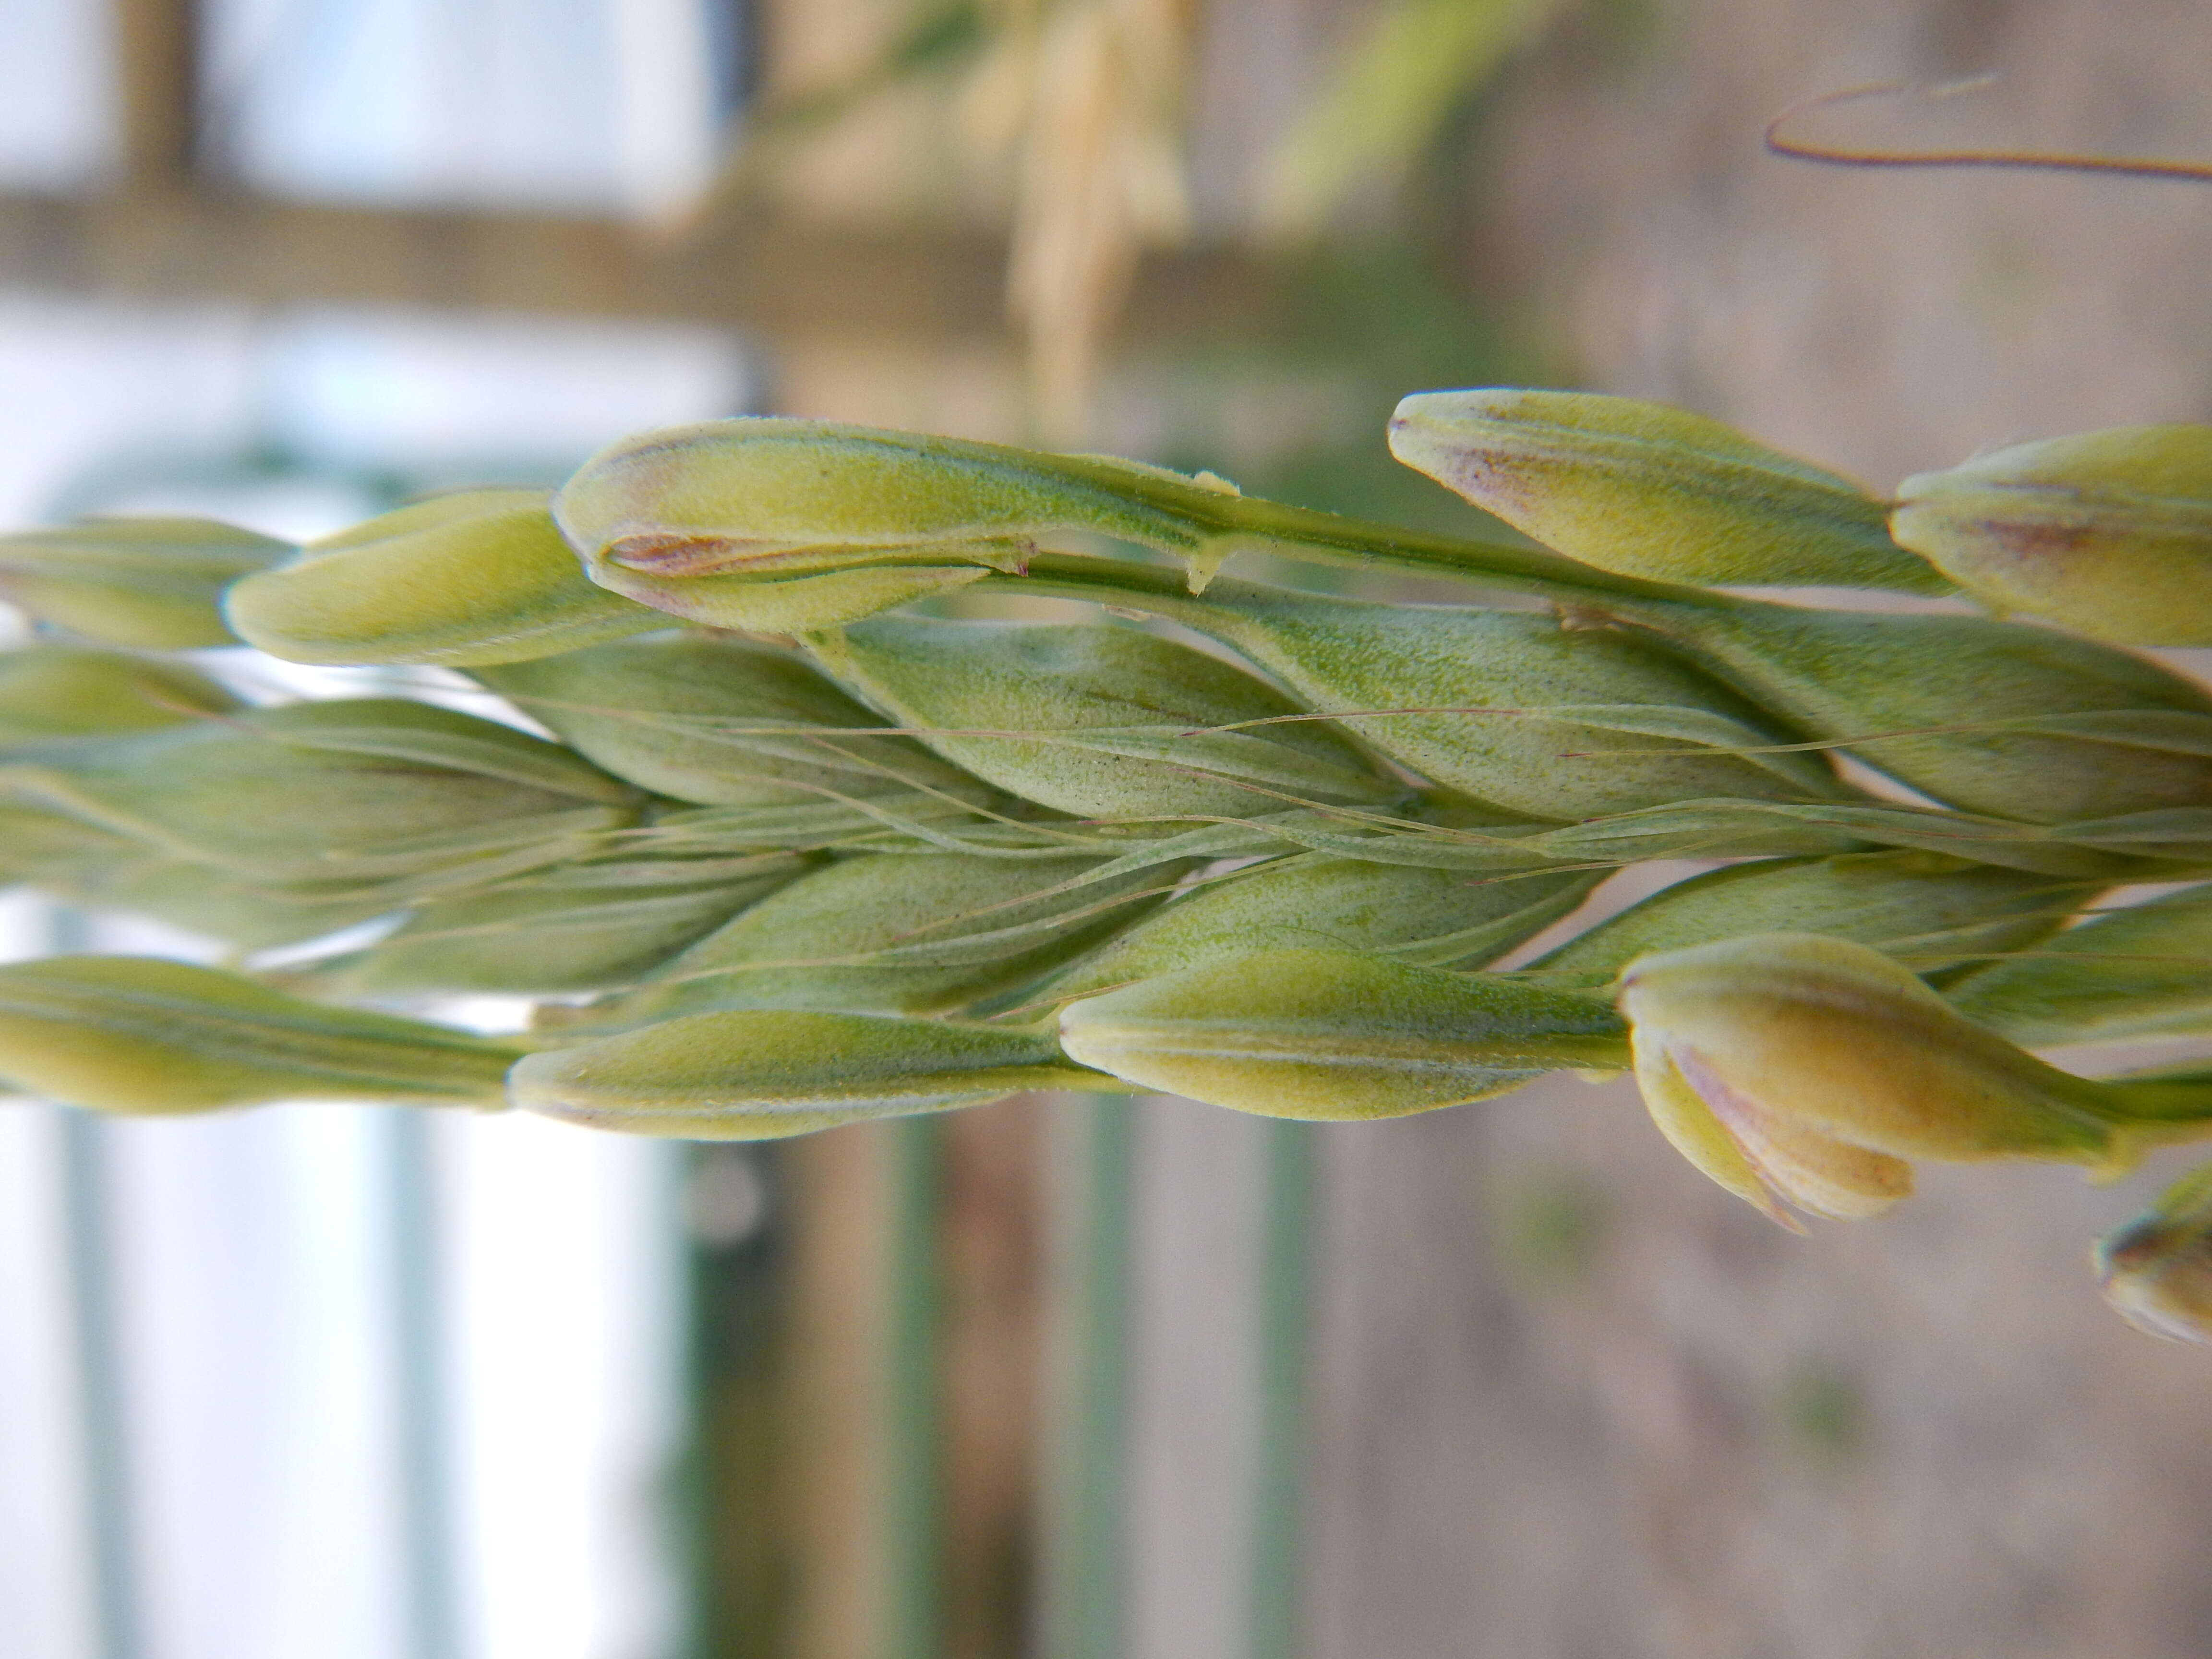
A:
[
  {"xmin": 883, "ymin": 1115, "xmax": 946, "ymax": 1659},
  {"xmin": 387, "ymin": 1108, "xmax": 462, "ymax": 1659},
  {"xmin": 60, "ymin": 1107, "xmax": 140, "ymax": 1659},
  {"xmin": 1250, "ymin": 1120, "xmax": 1314, "ymax": 1659},
  {"xmin": 49, "ymin": 902, "xmax": 143, "ymax": 1659},
  {"xmin": 1039, "ymin": 1094, "xmax": 1135, "ymax": 1659}
]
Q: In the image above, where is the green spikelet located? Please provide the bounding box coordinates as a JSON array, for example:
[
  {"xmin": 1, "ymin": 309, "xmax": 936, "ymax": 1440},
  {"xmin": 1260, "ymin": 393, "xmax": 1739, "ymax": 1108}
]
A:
[
  {"xmin": 553, "ymin": 417, "xmax": 1211, "ymax": 585},
  {"xmin": 1387, "ymin": 388, "xmax": 1945, "ymax": 591},
  {"xmin": 1528, "ymin": 852, "xmax": 2092, "ymax": 991},
  {"xmin": 472, "ymin": 630, "xmax": 993, "ymax": 808},
  {"xmin": 1610, "ymin": 596, "xmax": 2212, "ymax": 823},
  {"xmin": 1039, "ymin": 855, "xmax": 1599, "ymax": 1002},
  {"xmin": 1152, "ymin": 576, "xmax": 1849, "ymax": 817},
  {"xmin": 807, "ymin": 614, "xmax": 1402, "ymax": 818},
  {"xmin": 2097, "ymin": 1163, "xmax": 2212, "ymax": 1342},
  {"xmin": 512, "ymin": 1009, "xmax": 1113, "ymax": 1138},
  {"xmin": 1615, "ymin": 933, "xmax": 2212, "ymax": 1226},
  {"xmin": 225, "ymin": 491, "xmax": 664, "ymax": 666},
  {"xmin": 1942, "ymin": 882, "xmax": 2212, "ymax": 1045},
  {"xmin": 591, "ymin": 849, "xmax": 1190, "ymax": 1024},
  {"xmin": 0, "ymin": 644, "xmax": 240, "ymax": 743},
  {"xmin": 1892, "ymin": 424, "xmax": 2212, "ymax": 646},
  {"xmin": 0, "ymin": 698, "xmax": 637, "ymax": 882},
  {"xmin": 0, "ymin": 956, "xmax": 521, "ymax": 1114},
  {"xmin": 1058, "ymin": 947, "xmax": 1627, "ymax": 1118},
  {"xmin": 0, "ymin": 517, "xmax": 291, "ymax": 647},
  {"xmin": 341, "ymin": 853, "xmax": 810, "ymax": 994},
  {"xmin": 0, "ymin": 807, "xmax": 145, "ymax": 892}
]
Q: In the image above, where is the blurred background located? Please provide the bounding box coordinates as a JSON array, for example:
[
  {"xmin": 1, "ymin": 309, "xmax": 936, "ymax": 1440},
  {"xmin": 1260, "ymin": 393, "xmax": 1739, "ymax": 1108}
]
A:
[{"xmin": 7, "ymin": 2, "xmax": 2212, "ymax": 1657}]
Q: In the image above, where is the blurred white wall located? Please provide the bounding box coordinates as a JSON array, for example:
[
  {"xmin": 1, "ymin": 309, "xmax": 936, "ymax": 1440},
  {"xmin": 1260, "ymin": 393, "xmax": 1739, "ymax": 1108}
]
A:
[
  {"xmin": 0, "ymin": 2, "xmax": 118, "ymax": 191},
  {"xmin": 202, "ymin": 0, "xmax": 727, "ymax": 217}
]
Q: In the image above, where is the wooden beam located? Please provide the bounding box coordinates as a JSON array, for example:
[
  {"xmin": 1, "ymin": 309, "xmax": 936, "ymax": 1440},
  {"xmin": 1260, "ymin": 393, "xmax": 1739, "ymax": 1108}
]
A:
[{"xmin": 0, "ymin": 190, "xmax": 1296, "ymax": 346}]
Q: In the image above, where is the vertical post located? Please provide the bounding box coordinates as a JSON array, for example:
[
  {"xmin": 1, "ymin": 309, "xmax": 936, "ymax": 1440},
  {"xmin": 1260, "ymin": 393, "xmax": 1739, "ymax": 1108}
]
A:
[
  {"xmin": 784, "ymin": 1126, "xmax": 884, "ymax": 1659},
  {"xmin": 112, "ymin": 0, "xmax": 200, "ymax": 188},
  {"xmin": 59, "ymin": 1110, "xmax": 141, "ymax": 1659},
  {"xmin": 50, "ymin": 903, "xmax": 139, "ymax": 1659},
  {"xmin": 386, "ymin": 1108, "xmax": 462, "ymax": 1659},
  {"xmin": 881, "ymin": 1115, "xmax": 944, "ymax": 1659},
  {"xmin": 689, "ymin": 1141, "xmax": 793, "ymax": 1659},
  {"xmin": 1037, "ymin": 1094, "xmax": 1135, "ymax": 1659},
  {"xmin": 1248, "ymin": 1119, "xmax": 1314, "ymax": 1659}
]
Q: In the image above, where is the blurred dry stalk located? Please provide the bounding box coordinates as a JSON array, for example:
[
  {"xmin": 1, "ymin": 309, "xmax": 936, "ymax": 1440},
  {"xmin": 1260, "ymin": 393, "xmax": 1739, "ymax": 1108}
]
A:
[
  {"xmin": 992, "ymin": 0, "xmax": 1195, "ymax": 442},
  {"xmin": 720, "ymin": 0, "xmax": 1572, "ymax": 440}
]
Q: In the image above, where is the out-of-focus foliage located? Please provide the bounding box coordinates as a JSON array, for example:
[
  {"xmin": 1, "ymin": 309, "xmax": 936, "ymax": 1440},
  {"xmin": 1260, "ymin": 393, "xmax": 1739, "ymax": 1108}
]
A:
[
  {"xmin": 717, "ymin": 0, "xmax": 1577, "ymax": 438},
  {"xmin": 1259, "ymin": 0, "xmax": 1569, "ymax": 239}
]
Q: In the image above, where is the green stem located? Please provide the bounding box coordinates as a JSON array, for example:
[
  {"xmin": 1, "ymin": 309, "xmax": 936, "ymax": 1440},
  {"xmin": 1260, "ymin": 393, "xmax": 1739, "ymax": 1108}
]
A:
[
  {"xmin": 991, "ymin": 453, "xmax": 1727, "ymax": 606},
  {"xmin": 2098, "ymin": 1075, "xmax": 2212, "ymax": 1129},
  {"xmin": 999, "ymin": 550, "xmax": 1228, "ymax": 607},
  {"xmin": 1191, "ymin": 492, "xmax": 1703, "ymax": 605},
  {"xmin": 995, "ymin": 549, "xmax": 1720, "ymax": 634}
]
